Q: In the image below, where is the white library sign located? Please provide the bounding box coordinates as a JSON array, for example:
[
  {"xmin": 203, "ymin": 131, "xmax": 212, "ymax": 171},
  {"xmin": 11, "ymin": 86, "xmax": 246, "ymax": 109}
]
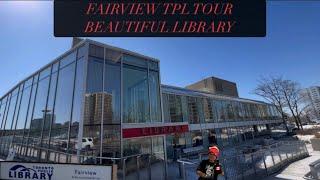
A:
[{"xmin": 0, "ymin": 161, "xmax": 112, "ymax": 180}]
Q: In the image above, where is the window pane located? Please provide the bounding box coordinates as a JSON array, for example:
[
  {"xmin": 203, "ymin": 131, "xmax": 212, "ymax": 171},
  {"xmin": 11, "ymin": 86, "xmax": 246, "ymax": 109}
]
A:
[
  {"xmin": 123, "ymin": 65, "xmax": 149, "ymax": 123},
  {"xmin": 225, "ymin": 101, "xmax": 234, "ymax": 120},
  {"xmin": 0, "ymin": 96, "xmax": 8, "ymax": 131},
  {"xmin": 187, "ymin": 97, "xmax": 199, "ymax": 124},
  {"xmin": 23, "ymin": 77, "xmax": 38, "ymax": 146},
  {"xmin": 4, "ymin": 93, "xmax": 18, "ymax": 131},
  {"xmin": 10, "ymin": 84, "xmax": 24, "ymax": 136},
  {"xmin": 83, "ymin": 57, "xmax": 103, "ymax": 156},
  {"xmin": 52, "ymin": 62, "xmax": 59, "ymax": 73},
  {"xmin": 87, "ymin": 57, "xmax": 103, "ymax": 93},
  {"xmin": 123, "ymin": 55, "xmax": 148, "ymax": 68},
  {"xmin": 29, "ymin": 76, "xmax": 50, "ymax": 146},
  {"xmin": 162, "ymin": 94, "xmax": 170, "ymax": 122},
  {"xmin": 51, "ymin": 62, "xmax": 76, "ymax": 152},
  {"xmin": 220, "ymin": 128, "xmax": 230, "ymax": 147},
  {"xmin": 13, "ymin": 86, "xmax": 32, "ymax": 145},
  {"xmin": 60, "ymin": 51, "xmax": 76, "ymax": 69},
  {"xmin": 101, "ymin": 125, "xmax": 120, "ymax": 158},
  {"xmin": 168, "ymin": 94, "xmax": 183, "ymax": 122},
  {"xmin": 233, "ymin": 102, "xmax": 241, "ymax": 120},
  {"xmin": 103, "ymin": 61, "xmax": 121, "ymax": 124},
  {"xmin": 149, "ymin": 61, "xmax": 159, "ymax": 71},
  {"xmin": 123, "ymin": 138, "xmax": 151, "ymax": 156},
  {"xmin": 149, "ymin": 70, "xmax": 161, "ymax": 122},
  {"xmin": 215, "ymin": 100, "xmax": 225, "ymax": 122},
  {"xmin": 89, "ymin": 44, "xmax": 104, "ymax": 59},
  {"xmin": 39, "ymin": 67, "xmax": 51, "ymax": 80},
  {"xmin": 24, "ymin": 77, "xmax": 33, "ymax": 89},
  {"xmin": 203, "ymin": 98, "xmax": 214, "ymax": 123},
  {"xmin": 69, "ymin": 58, "xmax": 85, "ymax": 153},
  {"xmin": 42, "ymin": 71, "xmax": 57, "ymax": 147},
  {"xmin": 2, "ymin": 91, "xmax": 20, "ymax": 153},
  {"xmin": 77, "ymin": 45, "xmax": 86, "ymax": 59},
  {"xmin": 105, "ymin": 48, "xmax": 122, "ymax": 62}
]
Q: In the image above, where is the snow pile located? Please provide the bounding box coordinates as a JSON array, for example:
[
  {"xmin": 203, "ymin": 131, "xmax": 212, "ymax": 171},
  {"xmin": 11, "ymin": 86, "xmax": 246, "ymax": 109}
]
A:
[
  {"xmin": 302, "ymin": 125, "xmax": 320, "ymax": 130},
  {"xmin": 295, "ymin": 135, "xmax": 315, "ymax": 143}
]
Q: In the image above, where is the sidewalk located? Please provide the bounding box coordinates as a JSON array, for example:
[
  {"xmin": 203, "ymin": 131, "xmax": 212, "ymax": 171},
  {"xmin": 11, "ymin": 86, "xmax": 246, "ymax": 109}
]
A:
[{"xmin": 263, "ymin": 144, "xmax": 320, "ymax": 180}]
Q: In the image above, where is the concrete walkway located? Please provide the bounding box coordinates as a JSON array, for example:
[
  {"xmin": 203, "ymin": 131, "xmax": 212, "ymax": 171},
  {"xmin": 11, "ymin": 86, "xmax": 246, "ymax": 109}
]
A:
[{"xmin": 263, "ymin": 144, "xmax": 320, "ymax": 180}]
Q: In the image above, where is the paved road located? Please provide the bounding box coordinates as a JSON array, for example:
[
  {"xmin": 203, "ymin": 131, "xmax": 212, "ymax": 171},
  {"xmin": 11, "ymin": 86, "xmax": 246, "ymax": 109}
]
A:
[{"xmin": 263, "ymin": 144, "xmax": 320, "ymax": 180}]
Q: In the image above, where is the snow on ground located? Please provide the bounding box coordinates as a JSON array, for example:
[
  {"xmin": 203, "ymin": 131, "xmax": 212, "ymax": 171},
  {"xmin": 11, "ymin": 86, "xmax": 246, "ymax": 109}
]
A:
[
  {"xmin": 296, "ymin": 135, "xmax": 315, "ymax": 143},
  {"xmin": 263, "ymin": 144, "xmax": 320, "ymax": 180},
  {"xmin": 302, "ymin": 125, "xmax": 320, "ymax": 130}
]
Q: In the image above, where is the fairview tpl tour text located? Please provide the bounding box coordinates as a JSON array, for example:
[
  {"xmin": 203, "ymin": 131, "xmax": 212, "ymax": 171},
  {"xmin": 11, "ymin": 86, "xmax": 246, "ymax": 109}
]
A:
[
  {"xmin": 84, "ymin": 2, "xmax": 236, "ymax": 34},
  {"xmin": 85, "ymin": 2, "xmax": 233, "ymax": 16}
]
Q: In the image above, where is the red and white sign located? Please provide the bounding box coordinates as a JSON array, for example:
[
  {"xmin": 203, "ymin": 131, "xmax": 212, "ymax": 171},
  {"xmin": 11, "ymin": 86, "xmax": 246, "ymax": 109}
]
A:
[{"xmin": 123, "ymin": 125, "xmax": 189, "ymax": 138}]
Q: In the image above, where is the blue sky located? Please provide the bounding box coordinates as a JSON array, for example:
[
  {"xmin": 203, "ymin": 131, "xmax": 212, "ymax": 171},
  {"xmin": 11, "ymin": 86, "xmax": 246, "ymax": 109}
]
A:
[{"xmin": 0, "ymin": 1, "xmax": 319, "ymax": 101}]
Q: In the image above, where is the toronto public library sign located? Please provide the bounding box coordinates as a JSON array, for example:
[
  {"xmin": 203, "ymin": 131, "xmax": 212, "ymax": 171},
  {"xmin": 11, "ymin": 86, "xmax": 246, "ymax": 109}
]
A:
[{"xmin": 54, "ymin": 0, "xmax": 266, "ymax": 37}]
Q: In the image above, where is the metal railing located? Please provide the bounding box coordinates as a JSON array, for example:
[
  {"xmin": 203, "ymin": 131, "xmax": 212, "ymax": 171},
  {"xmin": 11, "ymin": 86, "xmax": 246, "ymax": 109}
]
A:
[
  {"xmin": 0, "ymin": 140, "xmax": 309, "ymax": 180},
  {"xmin": 176, "ymin": 140, "xmax": 309, "ymax": 180}
]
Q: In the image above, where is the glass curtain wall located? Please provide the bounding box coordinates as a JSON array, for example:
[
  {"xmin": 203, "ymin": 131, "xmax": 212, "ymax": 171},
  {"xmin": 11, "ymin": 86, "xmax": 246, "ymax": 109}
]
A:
[
  {"xmin": 0, "ymin": 45, "xmax": 85, "ymax": 161},
  {"xmin": 50, "ymin": 52, "xmax": 76, "ymax": 153},
  {"xmin": 83, "ymin": 44, "xmax": 122, "ymax": 159},
  {"xmin": 83, "ymin": 52, "xmax": 104, "ymax": 157},
  {"xmin": 83, "ymin": 44, "xmax": 161, "ymax": 159},
  {"xmin": 123, "ymin": 63, "xmax": 149, "ymax": 123},
  {"xmin": 123, "ymin": 55, "xmax": 161, "ymax": 123},
  {"xmin": 163, "ymin": 94, "xmax": 183, "ymax": 123},
  {"xmin": 187, "ymin": 97, "xmax": 200, "ymax": 124},
  {"xmin": 162, "ymin": 92, "xmax": 280, "ymax": 124},
  {"xmin": 203, "ymin": 98, "xmax": 214, "ymax": 123},
  {"xmin": 2, "ymin": 87, "xmax": 20, "ymax": 154},
  {"xmin": 102, "ymin": 57, "xmax": 121, "ymax": 158},
  {"xmin": 12, "ymin": 78, "xmax": 32, "ymax": 153}
]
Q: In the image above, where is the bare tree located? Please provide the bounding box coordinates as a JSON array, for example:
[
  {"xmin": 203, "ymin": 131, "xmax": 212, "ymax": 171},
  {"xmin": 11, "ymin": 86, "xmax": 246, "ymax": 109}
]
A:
[
  {"xmin": 254, "ymin": 76, "xmax": 307, "ymax": 131},
  {"xmin": 278, "ymin": 79, "xmax": 303, "ymax": 130},
  {"xmin": 254, "ymin": 76, "xmax": 289, "ymax": 132}
]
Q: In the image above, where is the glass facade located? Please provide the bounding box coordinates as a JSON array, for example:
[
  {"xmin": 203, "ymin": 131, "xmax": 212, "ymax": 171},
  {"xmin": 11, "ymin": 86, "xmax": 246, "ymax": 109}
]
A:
[
  {"xmin": 162, "ymin": 92, "xmax": 281, "ymax": 124},
  {"xmin": 163, "ymin": 94, "xmax": 183, "ymax": 123},
  {"xmin": 122, "ymin": 55, "xmax": 161, "ymax": 123},
  {"xmin": 162, "ymin": 88, "xmax": 282, "ymax": 161},
  {"xmin": 0, "ymin": 45, "xmax": 85, "ymax": 161}
]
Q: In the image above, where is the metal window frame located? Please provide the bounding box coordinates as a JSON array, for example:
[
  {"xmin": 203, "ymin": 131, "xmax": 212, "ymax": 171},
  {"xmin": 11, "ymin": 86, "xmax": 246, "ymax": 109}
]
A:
[
  {"xmin": 2, "ymin": 86, "xmax": 21, "ymax": 154},
  {"xmin": 0, "ymin": 94, "xmax": 11, "ymax": 154},
  {"xmin": 65, "ymin": 47, "xmax": 80, "ymax": 162},
  {"xmin": 2, "ymin": 93, "xmax": 12, "ymax": 133},
  {"xmin": 120, "ymin": 55, "xmax": 124, "ymax": 159},
  {"xmin": 9, "ymin": 85, "xmax": 22, "ymax": 134},
  {"xmin": 20, "ymin": 76, "xmax": 35, "ymax": 156},
  {"xmin": 147, "ymin": 62, "xmax": 152, "ymax": 124},
  {"xmin": 0, "ymin": 40, "xmax": 87, "ymax": 101},
  {"xmin": 25, "ymin": 73, "xmax": 40, "ymax": 156},
  {"xmin": 46, "ymin": 60, "xmax": 61, "ymax": 159},
  {"xmin": 99, "ymin": 47, "xmax": 106, "ymax": 162},
  {"xmin": 37, "ymin": 65, "xmax": 53, "ymax": 161},
  {"xmin": 76, "ymin": 42, "xmax": 89, "ymax": 162},
  {"xmin": 10, "ymin": 83, "xmax": 25, "ymax": 147}
]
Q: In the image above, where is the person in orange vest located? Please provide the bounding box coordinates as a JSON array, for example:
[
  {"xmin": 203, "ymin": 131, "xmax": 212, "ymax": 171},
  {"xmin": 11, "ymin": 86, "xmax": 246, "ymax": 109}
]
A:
[{"xmin": 196, "ymin": 146, "xmax": 224, "ymax": 180}]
